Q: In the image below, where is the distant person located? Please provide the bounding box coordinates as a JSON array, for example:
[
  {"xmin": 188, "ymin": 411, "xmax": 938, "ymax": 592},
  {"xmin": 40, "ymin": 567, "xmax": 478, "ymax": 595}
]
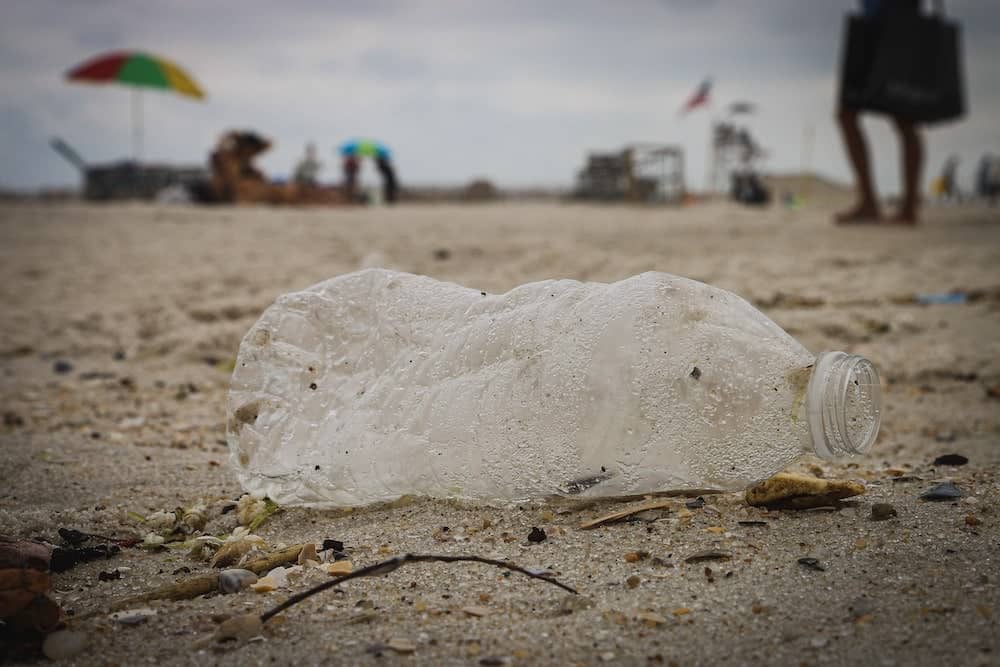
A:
[
  {"xmin": 976, "ymin": 153, "xmax": 999, "ymax": 205},
  {"xmin": 937, "ymin": 155, "xmax": 960, "ymax": 202},
  {"xmin": 293, "ymin": 143, "xmax": 321, "ymax": 187},
  {"xmin": 836, "ymin": 0, "xmax": 923, "ymax": 225},
  {"xmin": 342, "ymin": 154, "xmax": 360, "ymax": 200},
  {"xmin": 375, "ymin": 152, "xmax": 398, "ymax": 203}
]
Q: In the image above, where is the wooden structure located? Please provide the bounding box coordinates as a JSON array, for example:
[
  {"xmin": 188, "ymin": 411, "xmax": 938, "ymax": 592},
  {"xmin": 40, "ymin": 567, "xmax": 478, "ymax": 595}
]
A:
[{"xmin": 574, "ymin": 143, "xmax": 684, "ymax": 203}]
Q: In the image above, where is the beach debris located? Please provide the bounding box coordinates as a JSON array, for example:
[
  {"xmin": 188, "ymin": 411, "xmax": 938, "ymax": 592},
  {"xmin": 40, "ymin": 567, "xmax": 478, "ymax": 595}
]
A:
[
  {"xmin": 636, "ymin": 611, "xmax": 667, "ymax": 627},
  {"xmin": 104, "ymin": 544, "xmax": 305, "ymax": 612},
  {"xmin": 579, "ymin": 499, "xmax": 674, "ymax": 529},
  {"xmin": 797, "ymin": 557, "xmax": 826, "ymax": 572},
  {"xmin": 737, "ymin": 520, "xmax": 769, "ymax": 527},
  {"xmin": 685, "ymin": 496, "xmax": 706, "ymax": 509},
  {"xmin": 987, "ymin": 385, "xmax": 1000, "ymax": 400},
  {"xmin": 98, "ymin": 569, "xmax": 121, "ymax": 582},
  {"xmin": 236, "ymin": 495, "xmax": 279, "ymax": 531},
  {"xmin": 250, "ymin": 577, "xmax": 278, "ymax": 593},
  {"xmin": 933, "ymin": 454, "xmax": 968, "ymax": 466},
  {"xmin": 432, "ymin": 248, "xmax": 451, "ymax": 261},
  {"xmin": 920, "ymin": 481, "xmax": 962, "ymax": 501},
  {"xmin": 297, "ymin": 543, "xmax": 318, "ymax": 564},
  {"xmin": 50, "ymin": 543, "xmax": 119, "ymax": 573},
  {"xmin": 0, "ymin": 540, "xmax": 51, "ymax": 571},
  {"xmin": 110, "ymin": 607, "xmax": 156, "ymax": 625},
  {"xmin": 320, "ymin": 539, "xmax": 345, "ymax": 553},
  {"xmin": 684, "ymin": 550, "xmax": 732, "ymax": 564},
  {"xmin": 218, "ymin": 569, "xmax": 258, "ymax": 594},
  {"xmin": 213, "ymin": 614, "xmax": 263, "ymax": 643},
  {"xmin": 870, "ymin": 503, "xmax": 898, "ymax": 521},
  {"xmin": 386, "ymin": 637, "xmax": 418, "ymax": 654},
  {"xmin": 462, "ymin": 605, "xmax": 490, "ymax": 617},
  {"xmin": 52, "ymin": 360, "xmax": 74, "ymax": 374},
  {"xmin": 3, "ymin": 411, "xmax": 23, "ymax": 427},
  {"xmin": 626, "ymin": 575, "xmax": 641, "ymax": 589},
  {"xmin": 326, "ymin": 560, "xmax": 353, "ymax": 576},
  {"xmin": 624, "ymin": 551, "xmax": 649, "ymax": 563},
  {"xmin": 744, "ymin": 473, "xmax": 865, "ymax": 509},
  {"xmin": 41, "ymin": 629, "xmax": 88, "ymax": 660},
  {"xmin": 527, "ymin": 527, "xmax": 547, "ymax": 543},
  {"xmin": 257, "ymin": 553, "xmax": 577, "ymax": 625}
]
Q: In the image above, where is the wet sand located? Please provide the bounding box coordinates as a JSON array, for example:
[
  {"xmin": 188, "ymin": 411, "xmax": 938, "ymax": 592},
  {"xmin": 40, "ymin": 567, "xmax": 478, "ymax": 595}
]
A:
[{"xmin": 1, "ymin": 199, "xmax": 998, "ymax": 665}]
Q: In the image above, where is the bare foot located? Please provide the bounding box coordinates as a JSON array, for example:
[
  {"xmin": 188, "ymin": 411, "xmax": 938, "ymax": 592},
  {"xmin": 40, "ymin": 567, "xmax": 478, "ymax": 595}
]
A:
[{"xmin": 835, "ymin": 203, "xmax": 882, "ymax": 225}]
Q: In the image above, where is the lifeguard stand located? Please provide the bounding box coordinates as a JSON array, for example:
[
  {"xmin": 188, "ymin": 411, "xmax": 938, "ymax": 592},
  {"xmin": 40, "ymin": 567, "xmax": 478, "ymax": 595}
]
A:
[{"xmin": 574, "ymin": 143, "xmax": 685, "ymax": 203}]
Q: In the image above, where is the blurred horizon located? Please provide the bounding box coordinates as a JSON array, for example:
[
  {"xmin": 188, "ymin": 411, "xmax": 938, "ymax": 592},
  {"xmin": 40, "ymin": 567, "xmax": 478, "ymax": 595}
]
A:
[{"xmin": 2, "ymin": 0, "xmax": 998, "ymax": 195}]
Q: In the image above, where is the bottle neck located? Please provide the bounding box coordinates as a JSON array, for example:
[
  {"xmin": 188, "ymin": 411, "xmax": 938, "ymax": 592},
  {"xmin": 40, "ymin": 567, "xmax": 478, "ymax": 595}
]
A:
[{"xmin": 805, "ymin": 351, "xmax": 882, "ymax": 460}]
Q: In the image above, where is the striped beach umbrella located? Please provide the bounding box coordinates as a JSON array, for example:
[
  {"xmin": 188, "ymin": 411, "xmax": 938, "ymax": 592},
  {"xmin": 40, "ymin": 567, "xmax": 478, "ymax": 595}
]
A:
[{"xmin": 66, "ymin": 51, "xmax": 205, "ymax": 160}]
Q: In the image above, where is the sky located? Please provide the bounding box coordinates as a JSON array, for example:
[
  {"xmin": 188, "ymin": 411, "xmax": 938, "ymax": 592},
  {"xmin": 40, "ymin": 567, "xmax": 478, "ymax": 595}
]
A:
[{"xmin": 2, "ymin": 0, "xmax": 999, "ymax": 194}]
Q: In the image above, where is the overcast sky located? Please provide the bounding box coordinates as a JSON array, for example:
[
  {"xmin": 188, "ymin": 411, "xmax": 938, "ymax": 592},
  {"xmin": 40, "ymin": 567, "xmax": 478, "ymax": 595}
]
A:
[{"xmin": 2, "ymin": 0, "xmax": 998, "ymax": 193}]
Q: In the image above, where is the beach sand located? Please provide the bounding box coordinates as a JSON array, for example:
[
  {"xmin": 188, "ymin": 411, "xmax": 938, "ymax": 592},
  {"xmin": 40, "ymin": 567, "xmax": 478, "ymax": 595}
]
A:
[{"xmin": 1, "ymin": 198, "xmax": 998, "ymax": 665}]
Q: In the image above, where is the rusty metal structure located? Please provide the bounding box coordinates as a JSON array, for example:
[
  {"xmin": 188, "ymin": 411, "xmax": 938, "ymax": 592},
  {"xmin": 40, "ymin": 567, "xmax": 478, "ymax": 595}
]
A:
[{"xmin": 574, "ymin": 143, "xmax": 684, "ymax": 203}]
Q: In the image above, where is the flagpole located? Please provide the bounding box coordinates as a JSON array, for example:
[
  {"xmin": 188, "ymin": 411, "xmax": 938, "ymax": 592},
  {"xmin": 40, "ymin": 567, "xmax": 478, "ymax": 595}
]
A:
[{"xmin": 131, "ymin": 88, "xmax": 143, "ymax": 162}]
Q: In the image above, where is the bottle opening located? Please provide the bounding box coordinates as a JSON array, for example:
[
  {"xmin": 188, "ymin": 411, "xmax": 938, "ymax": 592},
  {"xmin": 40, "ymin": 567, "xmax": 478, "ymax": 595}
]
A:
[{"xmin": 806, "ymin": 351, "xmax": 882, "ymax": 460}]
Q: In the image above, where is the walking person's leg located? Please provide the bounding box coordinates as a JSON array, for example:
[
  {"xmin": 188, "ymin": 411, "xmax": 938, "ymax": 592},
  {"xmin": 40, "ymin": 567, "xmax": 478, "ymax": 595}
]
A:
[
  {"xmin": 836, "ymin": 109, "xmax": 881, "ymax": 223},
  {"xmin": 891, "ymin": 117, "xmax": 923, "ymax": 223}
]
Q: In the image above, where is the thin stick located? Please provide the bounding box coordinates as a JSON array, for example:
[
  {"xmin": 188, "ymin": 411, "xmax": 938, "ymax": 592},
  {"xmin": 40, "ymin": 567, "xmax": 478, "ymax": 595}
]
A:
[{"xmin": 260, "ymin": 553, "xmax": 577, "ymax": 623}]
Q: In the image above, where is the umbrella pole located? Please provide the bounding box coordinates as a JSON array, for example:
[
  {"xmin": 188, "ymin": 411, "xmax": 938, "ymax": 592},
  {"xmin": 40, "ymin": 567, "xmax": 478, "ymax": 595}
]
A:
[{"xmin": 131, "ymin": 88, "xmax": 143, "ymax": 163}]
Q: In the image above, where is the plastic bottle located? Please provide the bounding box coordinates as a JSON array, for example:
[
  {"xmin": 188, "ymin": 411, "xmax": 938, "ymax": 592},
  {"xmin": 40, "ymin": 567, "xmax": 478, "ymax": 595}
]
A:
[{"xmin": 227, "ymin": 269, "xmax": 881, "ymax": 506}]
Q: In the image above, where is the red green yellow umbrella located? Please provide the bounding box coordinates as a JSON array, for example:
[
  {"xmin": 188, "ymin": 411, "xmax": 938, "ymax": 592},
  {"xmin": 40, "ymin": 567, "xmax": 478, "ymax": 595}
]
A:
[{"xmin": 66, "ymin": 51, "xmax": 205, "ymax": 159}]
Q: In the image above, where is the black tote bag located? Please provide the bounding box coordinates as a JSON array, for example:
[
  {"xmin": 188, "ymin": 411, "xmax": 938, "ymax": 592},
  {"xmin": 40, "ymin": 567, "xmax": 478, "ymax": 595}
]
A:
[{"xmin": 838, "ymin": 1, "xmax": 965, "ymax": 124}]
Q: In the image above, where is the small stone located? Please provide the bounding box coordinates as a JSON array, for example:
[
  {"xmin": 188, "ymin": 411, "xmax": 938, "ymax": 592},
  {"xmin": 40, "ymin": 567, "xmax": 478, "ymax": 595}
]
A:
[
  {"xmin": 386, "ymin": 638, "xmax": 417, "ymax": 654},
  {"xmin": 219, "ymin": 568, "xmax": 258, "ymax": 594},
  {"xmin": 250, "ymin": 576, "xmax": 277, "ymax": 593},
  {"xmin": 810, "ymin": 637, "xmax": 829, "ymax": 649},
  {"xmin": 432, "ymin": 248, "xmax": 451, "ymax": 260},
  {"xmin": 53, "ymin": 360, "xmax": 74, "ymax": 374},
  {"xmin": 321, "ymin": 539, "xmax": 345, "ymax": 552},
  {"xmin": 297, "ymin": 543, "xmax": 318, "ymax": 564},
  {"xmin": 462, "ymin": 605, "xmax": 490, "ymax": 617},
  {"xmin": 600, "ymin": 651, "xmax": 617, "ymax": 662},
  {"xmin": 214, "ymin": 614, "xmax": 263, "ymax": 642},
  {"xmin": 870, "ymin": 503, "xmax": 898, "ymax": 521},
  {"xmin": 920, "ymin": 481, "xmax": 962, "ymax": 501},
  {"xmin": 624, "ymin": 551, "xmax": 649, "ymax": 563},
  {"xmin": 685, "ymin": 496, "xmax": 705, "ymax": 509},
  {"xmin": 480, "ymin": 657, "xmax": 509, "ymax": 666},
  {"xmin": 636, "ymin": 611, "xmax": 667, "ymax": 626},
  {"xmin": 671, "ymin": 607, "xmax": 690, "ymax": 616},
  {"xmin": 965, "ymin": 514, "xmax": 981, "ymax": 527},
  {"xmin": 110, "ymin": 607, "xmax": 156, "ymax": 625},
  {"xmin": 626, "ymin": 575, "xmax": 641, "ymax": 589},
  {"xmin": 684, "ymin": 550, "xmax": 731, "ymax": 563},
  {"xmin": 42, "ymin": 630, "xmax": 88, "ymax": 660},
  {"xmin": 797, "ymin": 557, "xmax": 826, "ymax": 572},
  {"xmin": 327, "ymin": 560, "xmax": 353, "ymax": 576},
  {"xmin": 933, "ymin": 454, "xmax": 968, "ymax": 466},
  {"xmin": 527, "ymin": 527, "xmax": 547, "ymax": 543}
]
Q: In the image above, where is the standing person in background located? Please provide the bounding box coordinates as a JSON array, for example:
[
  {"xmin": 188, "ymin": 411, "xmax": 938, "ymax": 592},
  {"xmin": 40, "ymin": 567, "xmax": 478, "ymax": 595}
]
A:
[
  {"xmin": 836, "ymin": 0, "xmax": 924, "ymax": 225},
  {"xmin": 375, "ymin": 148, "xmax": 399, "ymax": 204},
  {"xmin": 342, "ymin": 153, "xmax": 359, "ymax": 200},
  {"xmin": 293, "ymin": 143, "xmax": 321, "ymax": 188}
]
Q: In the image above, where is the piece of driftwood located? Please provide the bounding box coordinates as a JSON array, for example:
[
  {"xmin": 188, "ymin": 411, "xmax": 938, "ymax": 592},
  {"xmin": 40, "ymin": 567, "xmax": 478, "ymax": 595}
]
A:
[
  {"xmin": 101, "ymin": 544, "xmax": 305, "ymax": 613},
  {"xmin": 578, "ymin": 499, "xmax": 675, "ymax": 529},
  {"xmin": 744, "ymin": 473, "xmax": 865, "ymax": 509}
]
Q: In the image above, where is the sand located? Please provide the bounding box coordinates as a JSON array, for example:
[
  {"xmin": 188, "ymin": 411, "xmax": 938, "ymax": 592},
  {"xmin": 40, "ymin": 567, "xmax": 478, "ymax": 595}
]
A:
[{"xmin": 0, "ymin": 198, "xmax": 998, "ymax": 665}]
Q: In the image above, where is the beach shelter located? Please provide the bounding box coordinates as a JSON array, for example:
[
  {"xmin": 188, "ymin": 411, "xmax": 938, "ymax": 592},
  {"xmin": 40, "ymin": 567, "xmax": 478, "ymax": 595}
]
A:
[{"xmin": 65, "ymin": 51, "xmax": 205, "ymax": 161}]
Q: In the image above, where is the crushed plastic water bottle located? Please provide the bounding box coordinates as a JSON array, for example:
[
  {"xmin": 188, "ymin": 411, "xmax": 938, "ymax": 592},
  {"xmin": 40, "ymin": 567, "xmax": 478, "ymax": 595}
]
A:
[{"xmin": 227, "ymin": 269, "xmax": 881, "ymax": 506}]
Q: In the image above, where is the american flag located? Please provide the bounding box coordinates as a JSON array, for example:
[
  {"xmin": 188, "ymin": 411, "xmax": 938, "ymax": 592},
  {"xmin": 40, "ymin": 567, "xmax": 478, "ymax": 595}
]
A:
[{"xmin": 680, "ymin": 78, "xmax": 712, "ymax": 114}]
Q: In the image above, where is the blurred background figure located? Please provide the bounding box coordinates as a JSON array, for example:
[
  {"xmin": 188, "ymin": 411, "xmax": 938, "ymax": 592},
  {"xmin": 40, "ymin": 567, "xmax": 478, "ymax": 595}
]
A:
[
  {"xmin": 293, "ymin": 143, "xmax": 321, "ymax": 188},
  {"xmin": 339, "ymin": 139, "xmax": 398, "ymax": 205},
  {"xmin": 976, "ymin": 153, "xmax": 1000, "ymax": 206},
  {"xmin": 932, "ymin": 154, "xmax": 960, "ymax": 203}
]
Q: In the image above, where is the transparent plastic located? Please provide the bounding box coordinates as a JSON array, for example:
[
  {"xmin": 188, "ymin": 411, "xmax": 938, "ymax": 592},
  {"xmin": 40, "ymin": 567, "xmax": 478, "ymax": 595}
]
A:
[{"xmin": 227, "ymin": 269, "xmax": 882, "ymax": 506}]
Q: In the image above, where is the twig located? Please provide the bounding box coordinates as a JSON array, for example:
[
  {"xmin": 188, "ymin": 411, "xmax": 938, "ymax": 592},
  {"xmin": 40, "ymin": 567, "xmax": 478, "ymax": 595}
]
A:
[{"xmin": 260, "ymin": 553, "xmax": 577, "ymax": 623}]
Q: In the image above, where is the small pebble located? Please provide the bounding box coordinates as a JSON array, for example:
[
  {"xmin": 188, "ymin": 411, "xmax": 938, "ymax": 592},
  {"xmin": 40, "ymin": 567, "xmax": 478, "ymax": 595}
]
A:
[
  {"xmin": 110, "ymin": 607, "xmax": 156, "ymax": 625},
  {"xmin": 626, "ymin": 575, "xmax": 641, "ymax": 589},
  {"xmin": 53, "ymin": 360, "xmax": 74, "ymax": 374},
  {"xmin": 810, "ymin": 637, "xmax": 829, "ymax": 649},
  {"xmin": 933, "ymin": 454, "xmax": 968, "ymax": 466},
  {"xmin": 684, "ymin": 549, "xmax": 731, "ymax": 563},
  {"xmin": 387, "ymin": 638, "xmax": 417, "ymax": 654},
  {"xmin": 797, "ymin": 557, "xmax": 825, "ymax": 572},
  {"xmin": 219, "ymin": 568, "xmax": 258, "ymax": 594},
  {"xmin": 214, "ymin": 614, "xmax": 263, "ymax": 642},
  {"xmin": 42, "ymin": 630, "xmax": 88, "ymax": 660},
  {"xmin": 685, "ymin": 496, "xmax": 706, "ymax": 509},
  {"xmin": 250, "ymin": 576, "xmax": 277, "ymax": 593},
  {"xmin": 920, "ymin": 481, "xmax": 962, "ymax": 501},
  {"xmin": 327, "ymin": 560, "xmax": 353, "ymax": 576},
  {"xmin": 870, "ymin": 503, "xmax": 898, "ymax": 521},
  {"xmin": 527, "ymin": 527, "xmax": 547, "ymax": 543},
  {"xmin": 462, "ymin": 605, "xmax": 490, "ymax": 617}
]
